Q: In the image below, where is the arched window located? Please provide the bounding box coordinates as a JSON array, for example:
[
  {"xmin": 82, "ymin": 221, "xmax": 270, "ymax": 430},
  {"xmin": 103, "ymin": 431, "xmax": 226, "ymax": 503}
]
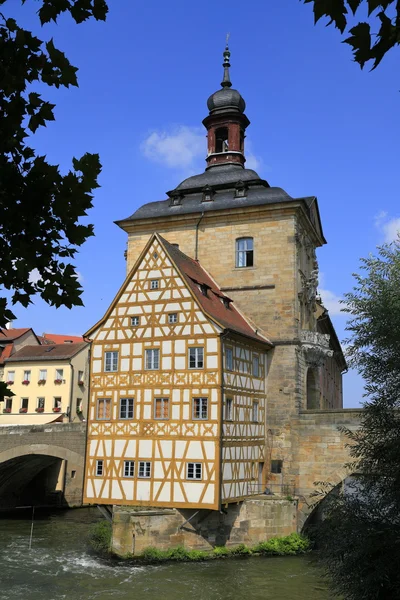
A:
[
  {"xmin": 215, "ymin": 127, "xmax": 229, "ymax": 153},
  {"xmin": 306, "ymin": 368, "xmax": 320, "ymax": 409},
  {"xmin": 236, "ymin": 238, "xmax": 253, "ymax": 268}
]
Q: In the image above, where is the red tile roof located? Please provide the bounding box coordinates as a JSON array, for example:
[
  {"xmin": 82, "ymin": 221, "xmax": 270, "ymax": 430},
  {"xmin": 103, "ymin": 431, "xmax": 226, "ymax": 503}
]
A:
[
  {"xmin": 41, "ymin": 333, "xmax": 85, "ymax": 344},
  {"xmin": 0, "ymin": 344, "xmax": 13, "ymax": 365},
  {"xmin": 5, "ymin": 342, "xmax": 88, "ymax": 362},
  {"xmin": 0, "ymin": 328, "xmax": 31, "ymax": 341},
  {"xmin": 159, "ymin": 235, "xmax": 272, "ymax": 346}
]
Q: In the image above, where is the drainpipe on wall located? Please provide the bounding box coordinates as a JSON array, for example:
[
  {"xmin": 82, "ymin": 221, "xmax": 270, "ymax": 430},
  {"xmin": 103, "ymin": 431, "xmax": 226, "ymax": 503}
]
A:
[
  {"xmin": 195, "ymin": 212, "xmax": 205, "ymax": 261},
  {"xmin": 68, "ymin": 360, "xmax": 74, "ymax": 423}
]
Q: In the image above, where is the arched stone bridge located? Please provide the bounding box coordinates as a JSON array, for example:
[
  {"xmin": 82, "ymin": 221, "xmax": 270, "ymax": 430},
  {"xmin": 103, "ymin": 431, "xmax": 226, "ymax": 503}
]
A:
[
  {"xmin": 294, "ymin": 408, "xmax": 363, "ymax": 528},
  {"xmin": 0, "ymin": 423, "xmax": 86, "ymax": 509}
]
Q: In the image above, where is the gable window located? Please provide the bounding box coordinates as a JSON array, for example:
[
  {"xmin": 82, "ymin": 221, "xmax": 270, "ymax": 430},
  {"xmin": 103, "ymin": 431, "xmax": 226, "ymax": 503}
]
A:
[
  {"xmin": 225, "ymin": 348, "xmax": 233, "ymax": 371},
  {"xmin": 252, "ymin": 400, "xmax": 259, "ymax": 423},
  {"xmin": 154, "ymin": 397, "xmax": 169, "ymax": 420},
  {"xmin": 145, "ymin": 349, "xmax": 160, "ymax": 370},
  {"xmin": 187, "ymin": 463, "xmax": 202, "ymax": 480},
  {"xmin": 123, "ymin": 461, "xmax": 135, "ymax": 478},
  {"xmin": 252, "ymin": 355, "xmax": 260, "ymax": 378},
  {"xmin": 168, "ymin": 313, "xmax": 178, "ymax": 324},
  {"xmin": 150, "ymin": 280, "xmax": 159, "ymax": 290},
  {"xmin": 235, "ymin": 181, "xmax": 247, "ymax": 198},
  {"xmin": 202, "ymin": 185, "xmax": 214, "ymax": 203},
  {"xmin": 131, "ymin": 316, "xmax": 140, "ymax": 327},
  {"xmin": 193, "ymin": 397, "xmax": 208, "ymax": 420},
  {"xmin": 225, "ymin": 398, "xmax": 233, "ymax": 421},
  {"xmin": 105, "ymin": 351, "xmax": 118, "ymax": 372},
  {"xmin": 6, "ymin": 371, "xmax": 15, "ymax": 384},
  {"xmin": 138, "ymin": 461, "xmax": 151, "ymax": 478},
  {"xmin": 236, "ymin": 237, "xmax": 254, "ymax": 268},
  {"xmin": 96, "ymin": 460, "xmax": 104, "ymax": 476},
  {"xmin": 189, "ymin": 347, "xmax": 204, "ymax": 369},
  {"xmin": 97, "ymin": 398, "xmax": 111, "ymax": 420},
  {"xmin": 120, "ymin": 398, "xmax": 134, "ymax": 419}
]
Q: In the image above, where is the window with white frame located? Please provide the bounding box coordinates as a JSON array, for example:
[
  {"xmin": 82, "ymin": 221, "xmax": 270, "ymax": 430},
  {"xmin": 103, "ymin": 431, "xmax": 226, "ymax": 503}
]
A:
[
  {"xmin": 39, "ymin": 369, "xmax": 47, "ymax": 381},
  {"xmin": 145, "ymin": 349, "xmax": 159, "ymax": 370},
  {"xmin": 123, "ymin": 461, "xmax": 135, "ymax": 478},
  {"xmin": 5, "ymin": 398, "xmax": 12, "ymax": 410},
  {"xmin": 104, "ymin": 351, "xmax": 118, "ymax": 372},
  {"xmin": 252, "ymin": 355, "xmax": 260, "ymax": 377},
  {"xmin": 193, "ymin": 397, "xmax": 208, "ymax": 420},
  {"xmin": 6, "ymin": 371, "xmax": 15, "ymax": 383},
  {"xmin": 21, "ymin": 398, "xmax": 28, "ymax": 410},
  {"xmin": 55, "ymin": 368, "xmax": 63, "ymax": 380},
  {"xmin": 225, "ymin": 348, "xmax": 233, "ymax": 371},
  {"xmin": 23, "ymin": 370, "xmax": 31, "ymax": 382},
  {"xmin": 138, "ymin": 461, "xmax": 151, "ymax": 478},
  {"xmin": 120, "ymin": 398, "xmax": 134, "ymax": 419},
  {"xmin": 225, "ymin": 397, "xmax": 233, "ymax": 421},
  {"xmin": 54, "ymin": 397, "xmax": 62, "ymax": 409},
  {"xmin": 96, "ymin": 460, "xmax": 104, "ymax": 476},
  {"xmin": 189, "ymin": 347, "xmax": 204, "ymax": 369},
  {"xmin": 150, "ymin": 280, "xmax": 159, "ymax": 289},
  {"xmin": 187, "ymin": 463, "xmax": 202, "ymax": 480},
  {"xmin": 154, "ymin": 397, "xmax": 169, "ymax": 419},
  {"xmin": 252, "ymin": 400, "xmax": 259, "ymax": 423},
  {"xmin": 97, "ymin": 398, "xmax": 111, "ymax": 420},
  {"xmin": 168, "ymin": 313, "xmax": 178, "ymax": 324},
  {"xmin": 37, "ymin": 397, "xmax": 45, "ymax": 409},
  {"xmin": 131, "ymin": 316, "xmax": 140, "ymax": 327},
  {"xmin": 236, "ymin": 237, "xmax": 254, "ymax": 268}
]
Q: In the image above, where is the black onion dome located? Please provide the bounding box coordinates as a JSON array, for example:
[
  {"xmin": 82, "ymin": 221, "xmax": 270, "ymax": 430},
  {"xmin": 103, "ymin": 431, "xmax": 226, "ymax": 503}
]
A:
[{"xmin": 207, "ymin": 87, "xmax": 246, "ymax": 114}]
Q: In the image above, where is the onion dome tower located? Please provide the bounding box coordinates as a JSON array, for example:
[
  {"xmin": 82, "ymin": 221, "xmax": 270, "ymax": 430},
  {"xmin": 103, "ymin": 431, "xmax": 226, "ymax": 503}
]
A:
[{"xmin": 203, "ymin": 43, "xmax": 250, "ymax": 170}]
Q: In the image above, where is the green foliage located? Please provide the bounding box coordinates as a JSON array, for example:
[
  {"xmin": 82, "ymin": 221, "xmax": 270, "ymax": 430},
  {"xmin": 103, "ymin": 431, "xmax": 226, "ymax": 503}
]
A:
[
  {"xmin": 0, "ymin": 1, "xmax": 108, "ymax": 330},
  {"xmin": 229, "ymin": 543, "xmax": 252, "ymax": 556},
  {"xmin": 253, "ymin": 533, "xmax": 310, "ymax": 556},
  {"xmin": 89, "ymin": 520, "xmax": 112, "ymax": 554},
  {"xmin": 314, "ymin": 240, "xmax": 400, "ymax": 600},
  {"xmin": 212, "ymin": 545, "xmax": 230, "ymax": 557},
  {"xmin": 302, "ymin": 0, "xmax": 400, "ymax": 70},
  {"xmin": 186, "ymin": 549, "xmax": 209, "ymax": 561}
]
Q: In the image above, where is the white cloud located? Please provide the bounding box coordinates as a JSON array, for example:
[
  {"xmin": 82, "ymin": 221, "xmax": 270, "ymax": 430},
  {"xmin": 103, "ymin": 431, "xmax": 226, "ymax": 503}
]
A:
[
  {"xmin": 374, "ymin": 211, "xmax": 400, "ymax": 243},
  {"xmin": 141, "ymin": 126, "xmax": 204, "ymax": 169},
  {"xmin": 319, "ymin": 288, "xmax": 344, "ymax": 316}
]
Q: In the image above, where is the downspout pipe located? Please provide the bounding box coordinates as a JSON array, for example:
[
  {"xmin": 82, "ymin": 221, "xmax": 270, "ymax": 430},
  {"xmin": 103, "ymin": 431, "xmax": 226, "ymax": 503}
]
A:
[{"xmin": 195, "ymin": 212, "xmax": 205, "ymax": 260}]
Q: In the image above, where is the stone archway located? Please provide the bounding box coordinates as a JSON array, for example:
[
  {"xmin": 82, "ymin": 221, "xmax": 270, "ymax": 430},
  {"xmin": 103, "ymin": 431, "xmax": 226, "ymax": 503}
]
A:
[{"xmin": 0, "ymin": 444, "xmax": 84, "ymax": 509}]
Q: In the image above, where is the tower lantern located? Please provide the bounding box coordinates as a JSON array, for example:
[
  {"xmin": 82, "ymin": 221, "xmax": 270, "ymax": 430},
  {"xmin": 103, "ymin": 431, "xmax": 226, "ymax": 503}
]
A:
[{"xmin": 203, "ymin": 43, "xmax": 250, "ymax": 170}]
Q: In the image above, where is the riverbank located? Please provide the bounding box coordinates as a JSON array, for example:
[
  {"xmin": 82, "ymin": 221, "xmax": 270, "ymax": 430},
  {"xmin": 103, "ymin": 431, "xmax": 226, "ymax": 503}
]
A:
[{"xmin": 90, "ymin": 520, "xmax": 310, "ymax": 563}]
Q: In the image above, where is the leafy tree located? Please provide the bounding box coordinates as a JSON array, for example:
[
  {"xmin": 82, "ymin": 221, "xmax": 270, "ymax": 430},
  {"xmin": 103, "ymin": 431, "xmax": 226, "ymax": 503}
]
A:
[
  {"xmin": 0, "ymin": 0, "xmax": 108, "ymax": 399},
  {"xmin": 313, "ymin": 239, "xmax": 400, "ymax": 599},
  {"xmin": 302, "ymin": 0, "xmax": 400, "ymax": 69}
]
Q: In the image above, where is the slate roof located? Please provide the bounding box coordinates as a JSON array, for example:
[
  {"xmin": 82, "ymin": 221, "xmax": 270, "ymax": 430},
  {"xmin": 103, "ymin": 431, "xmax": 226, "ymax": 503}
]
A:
[
  {"xmin": 5, "ymin": 342, "xmax": 88, "ymax": 362},
  {"xmin": 159, "ymin": 235, "xmax": 272, "ymax": 346}
]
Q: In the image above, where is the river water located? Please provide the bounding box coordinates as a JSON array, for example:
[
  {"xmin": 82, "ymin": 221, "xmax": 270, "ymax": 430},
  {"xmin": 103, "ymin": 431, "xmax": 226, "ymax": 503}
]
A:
[{"xmin": 0, "ymin": 508, "xmax": 330, "ymax": 600}]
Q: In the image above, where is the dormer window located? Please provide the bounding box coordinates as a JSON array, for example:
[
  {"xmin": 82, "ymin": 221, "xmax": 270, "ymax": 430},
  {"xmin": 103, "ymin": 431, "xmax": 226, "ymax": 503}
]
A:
[
  {"xmin": 235, "ymin": 181, "xmax": 247, "ymax": 198},
  {"xmin": 202, "ymin": 185, "xmax": 214, "ymax": 203},
  {"xmin": 170, "ymin": 193, "xmax": 182, "ymax": 206}
]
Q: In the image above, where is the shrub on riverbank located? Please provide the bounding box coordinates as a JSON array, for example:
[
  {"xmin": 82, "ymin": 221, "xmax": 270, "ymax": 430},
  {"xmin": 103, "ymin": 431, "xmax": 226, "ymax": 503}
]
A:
[
  {"xmin": 137, "ymin": 533, "xmax": 309, "ymax": 563},
  {"xmin": 89, "ymin": 520, "xmax": 112, "ymax": 554}
]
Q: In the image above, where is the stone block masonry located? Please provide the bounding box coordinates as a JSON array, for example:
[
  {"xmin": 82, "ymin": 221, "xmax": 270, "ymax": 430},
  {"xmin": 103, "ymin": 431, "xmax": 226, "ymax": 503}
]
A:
[{"xmin": 111, "ymin": 496, "xmax": 298, "ymax": 556}]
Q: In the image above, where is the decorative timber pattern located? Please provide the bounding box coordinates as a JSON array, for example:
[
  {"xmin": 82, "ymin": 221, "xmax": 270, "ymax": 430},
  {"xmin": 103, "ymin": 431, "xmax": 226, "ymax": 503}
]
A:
[{"xmin": 83, "ymin": 234, "xmax": 270, "ymax": 511}]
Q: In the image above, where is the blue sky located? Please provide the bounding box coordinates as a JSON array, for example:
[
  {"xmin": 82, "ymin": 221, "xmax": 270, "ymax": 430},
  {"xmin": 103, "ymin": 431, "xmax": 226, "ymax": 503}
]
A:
[{"xmin": 4, "ymin": 1, "xmax": 400, "ymax": 407}]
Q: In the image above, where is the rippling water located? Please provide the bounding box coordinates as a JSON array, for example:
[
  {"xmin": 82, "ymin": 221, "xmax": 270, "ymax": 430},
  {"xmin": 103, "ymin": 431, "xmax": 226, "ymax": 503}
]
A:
[{"xmin": 0, "ymin": 508, "xmax": 330, "ymax": 600}]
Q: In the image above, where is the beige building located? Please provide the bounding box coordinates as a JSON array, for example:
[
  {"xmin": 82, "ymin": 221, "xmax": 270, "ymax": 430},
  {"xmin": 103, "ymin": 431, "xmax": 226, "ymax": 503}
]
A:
[
  {"xmin": 84, "ymin": 44, "xmax": 346, "ymax": 509},
  {"xmin": 1, "ymin": 337, "xmax": 90, "ymax": 425}
]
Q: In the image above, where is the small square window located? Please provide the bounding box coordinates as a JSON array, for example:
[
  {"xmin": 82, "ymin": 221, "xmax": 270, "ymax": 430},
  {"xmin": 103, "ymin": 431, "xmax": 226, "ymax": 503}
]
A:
[
  {"xmin": 123, "ymin": 461, "xmax": 135, "ymax": 478},
  {"xmin": 138, "ymin": 461, "xmax": 151, "ymax": 478},
  {"xmin": 150, "ymin": 280, "xmax": 159, "ymax": 289},
  {"xmin": 271, "ymin": 460, "xmax": 283, "ymax": 474},
  {"xmin": 131, "ymin": 316, "xmax": 140, "ymax": 327},
  {"xmin": 187, "ymin": 463, "xmax": 202, "ymax": 480},
  {"xmin": 168, "ymin": 313, "xmax": 178, "ymax": 324},
  {"xmin": 96, "ymin": 460, "xmax": 104, "ymax": 476}
]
